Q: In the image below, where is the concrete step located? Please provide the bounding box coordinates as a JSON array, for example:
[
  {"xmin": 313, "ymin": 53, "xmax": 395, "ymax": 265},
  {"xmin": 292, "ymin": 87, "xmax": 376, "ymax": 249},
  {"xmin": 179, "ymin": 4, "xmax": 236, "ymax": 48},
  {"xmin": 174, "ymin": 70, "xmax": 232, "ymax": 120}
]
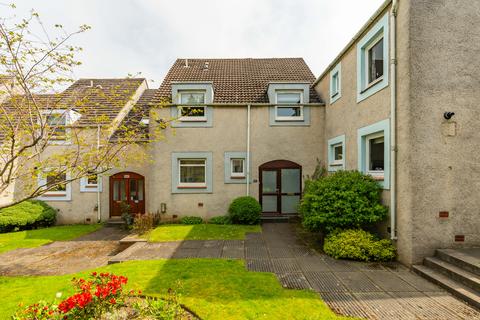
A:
[
  {"xmin": 436, "ymin": 248, "xmax": 480, "ymax": 277},
  {"xmin": 424, "ymin": 257, "xmax": 480, "ymax": 292},
  {"xmin": 105, "ymin": 218, "xmax": 126, "ymax": 227},
  {"xmin": 412, "ymin": 264, "xmax": 480, "ymax": 310}
]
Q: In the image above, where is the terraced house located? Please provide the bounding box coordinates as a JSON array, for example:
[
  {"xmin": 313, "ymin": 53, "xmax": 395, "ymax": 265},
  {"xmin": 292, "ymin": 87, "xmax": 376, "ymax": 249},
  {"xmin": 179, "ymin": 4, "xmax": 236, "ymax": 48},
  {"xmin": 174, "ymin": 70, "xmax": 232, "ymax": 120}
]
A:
[{"xmin": 3, "ymin": 0, "xmax": 479, "ymax": 272}]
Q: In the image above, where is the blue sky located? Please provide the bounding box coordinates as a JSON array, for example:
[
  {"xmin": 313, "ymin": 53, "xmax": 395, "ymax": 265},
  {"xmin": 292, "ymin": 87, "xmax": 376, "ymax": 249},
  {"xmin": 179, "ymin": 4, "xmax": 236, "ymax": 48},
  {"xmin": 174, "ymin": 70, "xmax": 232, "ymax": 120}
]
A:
[{"xmin": 4, "ymin": 0, "xmax": 385, "ymax": 87}]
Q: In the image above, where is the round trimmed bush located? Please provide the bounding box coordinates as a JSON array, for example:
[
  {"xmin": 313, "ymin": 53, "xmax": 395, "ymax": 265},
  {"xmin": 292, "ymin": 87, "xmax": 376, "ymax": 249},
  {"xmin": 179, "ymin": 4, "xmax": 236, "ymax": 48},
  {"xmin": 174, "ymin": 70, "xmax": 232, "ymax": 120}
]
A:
[
  {"xmin": 180, "ymin": 216, "xmax": 203, "ymax": 225},
  {"xmin": 208, "ymin": 215, "xmax": 231, "ymax": 225},
  {"xmin": 0, "ymin": 200, "xmax": 56, "ymax": 233},
  {"xmin": 228, "ymin": 196, "xmax": 261, "ymax": 225},
  {"xmin": 323, "ymin": 229, "xmax": 396, "ymax": 262},
  {"xmin": 300, "ymin": 170, "xmax": 388, "ymax": 233}
]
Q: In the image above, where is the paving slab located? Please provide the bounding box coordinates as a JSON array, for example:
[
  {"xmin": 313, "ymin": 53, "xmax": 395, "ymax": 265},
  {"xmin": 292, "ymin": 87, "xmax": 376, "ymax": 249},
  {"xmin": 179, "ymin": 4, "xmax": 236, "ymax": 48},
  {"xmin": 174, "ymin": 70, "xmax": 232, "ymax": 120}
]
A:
[
  {"xmin": 276, "ymin": 272, "xmax": 311, "ymax": 290},
  {"xmin": 305, "ymin": 271, "xmax": 348, "ymax": 293},
  {"xmin": 221, "ymin": 246, "xmax": 244, "ymax": 259},
  {"xmin": 335, "ymin": 271, "xmax": 382, "ymax": 292},
  {"xmin": 391, "ymin": 291, "xmax": 462, "ymax": 320},
  {"xmin": 364, "ymin": 270, "xmax": 417, "ymax": 292},
  {"xmin": 354, "ymin": 292, "xmax": 416, "ymax": 319},
  {"xmin": 246, "ymin": 259, "xmax": 274, "ymax": 273},
  {"xmin": 320, "ymin": 292, "xmax": 374, "ymax": 319}
]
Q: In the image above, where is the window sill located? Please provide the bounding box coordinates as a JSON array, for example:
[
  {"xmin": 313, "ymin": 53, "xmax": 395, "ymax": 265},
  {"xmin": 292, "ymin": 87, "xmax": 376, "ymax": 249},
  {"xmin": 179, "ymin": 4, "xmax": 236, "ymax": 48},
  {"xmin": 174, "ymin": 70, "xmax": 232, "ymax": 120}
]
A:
[
  {"xmin": 177, "ymin": 185, "xmax": 207, "ymax": 189},
  {"xmin": 275, "ymin": 117, "xmax": 305, "ymax": 122},
  {"xmin": 179, "ymin": 118, "xmax": 207, "ymax": 122},
  {"xmin": 330, "ymin": 162, "xmax": 343, "ymax": 167},
  {"xmin": 360, "ymin": 76, "xmax": 384, "ymax": 94},
  {"xmin": 368, "ymin": 174, "xmax": 384, "ymax": 181},
  {"xmin": 230, "ymin": 176, "xmax": 246, "ymax": 179}
]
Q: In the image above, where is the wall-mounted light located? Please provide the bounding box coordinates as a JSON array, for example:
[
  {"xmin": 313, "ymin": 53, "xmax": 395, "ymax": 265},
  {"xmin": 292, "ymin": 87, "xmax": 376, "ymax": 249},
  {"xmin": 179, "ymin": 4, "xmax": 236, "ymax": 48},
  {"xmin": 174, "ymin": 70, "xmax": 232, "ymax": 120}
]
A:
[
  {"xmin": 160, "ymin": 202, "xmax": 167, "ymax": 214},
  {"xmin": 443, "ymin": 112, "xmax": 455, "ymax": 120}
]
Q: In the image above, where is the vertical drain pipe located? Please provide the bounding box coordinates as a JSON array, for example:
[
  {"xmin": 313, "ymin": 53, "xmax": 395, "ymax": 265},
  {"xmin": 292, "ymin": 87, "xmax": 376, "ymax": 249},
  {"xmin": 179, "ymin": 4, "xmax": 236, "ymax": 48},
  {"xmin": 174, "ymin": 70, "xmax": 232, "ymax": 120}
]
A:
[
  {"xmin": 97, "ymin": 124, "xmax": 102, "ymax": 223},
  {"xmin": 390, "ymin": 0, "xmax": 399, "ymax": 240},
  {"xmin": 246, "ymin": 104, "xmax": 251, "ymax": 196}
]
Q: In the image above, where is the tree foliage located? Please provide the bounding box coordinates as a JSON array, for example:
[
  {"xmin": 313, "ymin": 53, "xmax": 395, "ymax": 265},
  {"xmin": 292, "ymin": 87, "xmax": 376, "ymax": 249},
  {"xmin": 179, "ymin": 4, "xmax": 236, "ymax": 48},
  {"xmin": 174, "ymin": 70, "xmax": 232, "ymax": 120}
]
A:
[{"xmin": 0, "ymin": 4, "xmax": 169, "ymax": 208}]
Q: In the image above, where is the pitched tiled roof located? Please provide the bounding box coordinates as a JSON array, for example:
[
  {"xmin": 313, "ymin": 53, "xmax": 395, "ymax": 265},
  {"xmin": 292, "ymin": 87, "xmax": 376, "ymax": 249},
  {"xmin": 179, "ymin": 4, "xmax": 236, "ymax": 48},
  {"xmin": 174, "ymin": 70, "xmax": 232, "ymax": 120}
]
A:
[
  {"xmin": 156, "ymin": 58, "xmax": 322, "ymax": 104},
  {"xmin": 61, "ymin": 78, "xmax": 146, "ymax": 125},
  {"xmin": 111, "ymin": 88, "xmax": 157, "ymax": 141},
  {"xmin": 0, "ymin": 78, "xmax": 146, "ymax": 127}
]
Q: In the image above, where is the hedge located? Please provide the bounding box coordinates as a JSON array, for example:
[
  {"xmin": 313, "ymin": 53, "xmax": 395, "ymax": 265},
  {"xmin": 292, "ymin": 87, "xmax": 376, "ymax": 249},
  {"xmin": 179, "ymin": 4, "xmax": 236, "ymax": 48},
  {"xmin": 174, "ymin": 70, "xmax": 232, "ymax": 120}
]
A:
[{"xmin": 0, "ymin": 200, "xmax": 57, "ymax": 233}]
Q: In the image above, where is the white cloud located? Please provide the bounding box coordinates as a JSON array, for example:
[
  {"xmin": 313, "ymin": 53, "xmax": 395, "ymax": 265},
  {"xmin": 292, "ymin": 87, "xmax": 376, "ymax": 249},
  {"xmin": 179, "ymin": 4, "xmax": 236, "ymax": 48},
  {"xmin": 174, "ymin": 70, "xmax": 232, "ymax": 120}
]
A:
[{"xmin": 3, "ymin": 0, "xmax": 385, "ymax": 86}]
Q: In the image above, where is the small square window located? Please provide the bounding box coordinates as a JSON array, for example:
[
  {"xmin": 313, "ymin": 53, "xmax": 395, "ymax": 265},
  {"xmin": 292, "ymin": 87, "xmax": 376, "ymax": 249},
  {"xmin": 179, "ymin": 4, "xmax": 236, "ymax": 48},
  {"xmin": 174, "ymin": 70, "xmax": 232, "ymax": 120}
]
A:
[
  {"xmin": 332, "ymin": 144, "xmax": 343, "ymax": 165},
  {"xmin": 179, "ymin": 91, "xmax": 207, "ymax": 122},
  {"xmin": 86, "ymin": 173, "xmax": 98, "ymax": 186},
  {"xmin": 366, "ymin": 37, "xmax": 384, "ymax": 85},
  {"xmin": 231, "ymin": 158, "xmax": 245, "ymax": 178},
  {"xmin": 366, "ymin": 133, "xmax": 384, "ymax": 178},
  {"xmin": 179, "ymin": 159, "xmax": 206, "ymax": 187},
  {"xmin": 275, "ymin": 91, "xmax": 303, "ymax": 121}
]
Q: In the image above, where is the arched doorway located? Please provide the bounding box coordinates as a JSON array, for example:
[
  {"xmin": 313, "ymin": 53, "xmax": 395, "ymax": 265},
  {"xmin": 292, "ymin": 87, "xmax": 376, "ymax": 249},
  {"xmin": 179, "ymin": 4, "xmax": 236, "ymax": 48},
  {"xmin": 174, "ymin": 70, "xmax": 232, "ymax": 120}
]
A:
[
  {"xmin": 109, "ymin": 172, "xmax": 145, "ymax": 217},
  {"xmin": 259, "ymin": 160, "xmax": 302, "ymax": 216}
]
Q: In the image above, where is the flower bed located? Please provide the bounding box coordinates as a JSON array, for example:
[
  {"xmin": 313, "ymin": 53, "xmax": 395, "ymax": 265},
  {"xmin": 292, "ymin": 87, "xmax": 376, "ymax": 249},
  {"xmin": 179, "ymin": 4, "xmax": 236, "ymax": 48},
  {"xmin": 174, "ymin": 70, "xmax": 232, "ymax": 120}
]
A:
[{"xmin": 13, "ymin": 272, "xmax": 196, "ymax": 319}]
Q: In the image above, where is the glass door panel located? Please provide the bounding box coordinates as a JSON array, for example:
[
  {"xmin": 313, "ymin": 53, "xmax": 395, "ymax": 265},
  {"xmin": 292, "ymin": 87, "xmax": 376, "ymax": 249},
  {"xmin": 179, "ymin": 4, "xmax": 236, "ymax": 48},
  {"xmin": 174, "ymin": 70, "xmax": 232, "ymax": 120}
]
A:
[
  {"xmin": 262, "ymin": 171, "xmax": 277, "ymax": 193},
  {"xmin": 262, "ymin": 195, "xmax": 278, "ymax": 212},
  {"xmin": 281, "ymin": 195, "xmax": 300, "ymax": 214},
  {"xmin": 281, "ymin": 169, "xmax": 300, "ymax": 193}
]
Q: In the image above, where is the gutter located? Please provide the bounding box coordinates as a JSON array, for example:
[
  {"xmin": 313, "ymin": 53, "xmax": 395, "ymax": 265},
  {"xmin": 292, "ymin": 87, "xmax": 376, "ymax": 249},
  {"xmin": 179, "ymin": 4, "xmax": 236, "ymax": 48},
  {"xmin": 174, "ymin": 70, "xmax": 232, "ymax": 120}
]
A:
[
  {"xmin": 390, "ymin": 0, "xmax": 399, "ymax": 240},
  {"xmin": 314, "ymin": 0, "xmax": 393, "ymax": 85}
]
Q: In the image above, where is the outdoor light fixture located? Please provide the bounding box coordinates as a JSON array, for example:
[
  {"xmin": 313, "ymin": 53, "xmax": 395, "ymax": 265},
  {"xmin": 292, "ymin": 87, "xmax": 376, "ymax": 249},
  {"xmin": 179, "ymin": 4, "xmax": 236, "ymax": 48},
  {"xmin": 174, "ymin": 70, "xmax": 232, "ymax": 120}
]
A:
[
  {"xmin": 160, "ymin": 202, "xmax": 167, "ymax": 213},
  {"xmin": 443, "ymin": 112, "xmax": 455, "ymax": 120}
]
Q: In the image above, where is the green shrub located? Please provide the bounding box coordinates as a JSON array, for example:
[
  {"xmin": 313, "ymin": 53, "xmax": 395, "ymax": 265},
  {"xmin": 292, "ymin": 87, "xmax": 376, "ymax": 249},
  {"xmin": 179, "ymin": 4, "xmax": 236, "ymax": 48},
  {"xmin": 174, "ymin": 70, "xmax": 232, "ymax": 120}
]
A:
[
  {"xmin": 180, "ymin": 216, "xmax": 204, "ymax": 225},
  {"xmin": 0, "ymin": 200, "xmax": 56, "ymax": 233},
  {"xmin": 228, "ymin": 196, "xmax": 261, "ymax": 225},
  {"xmin": 323, "ymin": 229, "xmax": 396, "ymax": 262},
  {"xmin": 208, "ymin": 215, "xmax": 231, "ymax": 225},
  {"xmin": 300, "ymin": 170, "xmax": 388, "ymax": 232}
]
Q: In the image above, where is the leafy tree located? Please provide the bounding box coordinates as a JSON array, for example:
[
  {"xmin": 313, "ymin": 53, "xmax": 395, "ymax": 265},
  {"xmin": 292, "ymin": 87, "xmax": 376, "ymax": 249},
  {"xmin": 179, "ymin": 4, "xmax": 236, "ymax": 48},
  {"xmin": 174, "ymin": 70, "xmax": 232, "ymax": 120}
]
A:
[{"xmin": 0, "ymin": 4, "xmax": 168, "ymax": 209}]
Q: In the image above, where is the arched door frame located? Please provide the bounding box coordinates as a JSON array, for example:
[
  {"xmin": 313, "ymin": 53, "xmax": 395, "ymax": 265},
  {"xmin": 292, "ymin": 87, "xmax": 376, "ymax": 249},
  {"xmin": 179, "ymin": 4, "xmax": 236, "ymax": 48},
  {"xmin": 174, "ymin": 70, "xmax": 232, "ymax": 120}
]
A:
[
  {"xmin": 259, "ymin": 160, "xmax": 302, "ymax": 216},
  {"xmin": 109, "ymin": 171, "xmax": 146, "ymax": 217}
]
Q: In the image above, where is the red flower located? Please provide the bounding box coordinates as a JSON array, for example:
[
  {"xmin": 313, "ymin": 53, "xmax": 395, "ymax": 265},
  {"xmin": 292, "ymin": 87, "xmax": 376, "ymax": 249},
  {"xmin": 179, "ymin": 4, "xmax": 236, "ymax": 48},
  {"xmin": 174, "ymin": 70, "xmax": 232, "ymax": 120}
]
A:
[{"xmin": 109, "ymin": 298, "xmax": 116, "ymax": 304}]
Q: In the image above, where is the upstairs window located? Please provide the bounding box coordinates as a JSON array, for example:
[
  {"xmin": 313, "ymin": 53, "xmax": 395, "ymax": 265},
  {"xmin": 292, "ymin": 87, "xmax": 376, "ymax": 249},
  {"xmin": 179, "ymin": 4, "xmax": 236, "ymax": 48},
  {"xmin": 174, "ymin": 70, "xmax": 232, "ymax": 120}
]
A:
[
  {"xmin": 41, "ymin": 109, "xmax": 81, "ymax": 144},
  {"xmin": 329, "ymin": 63, "xmax": 342, "ymax": 104},
  {"xmin": 275, "ymin": 91, "xmax": 303, "ymax": 121},
  {"xmin": 356, "ymin": 13, "xmax": 388, "ymax": 102},
  {"xmin": 45, "ymin": 112, "xmax": 67, "ymax": 141},
  {"xmin": 178, "ymin": 159, "xmax": 206, "ymax": 188},
  {"xmin": 366, "ymin": 37, "xmax": 384, "ymax": 85},
  {"xmin": 331, "ymin": 73, "xmax": 339, "ymax": 96},
  {"xmin": 178, "ymin": 91, "xmax": 206, "ymax": 121},
  {"xmin": 230, "ymin": 158, "xmax": 245, "ymax": 178}
]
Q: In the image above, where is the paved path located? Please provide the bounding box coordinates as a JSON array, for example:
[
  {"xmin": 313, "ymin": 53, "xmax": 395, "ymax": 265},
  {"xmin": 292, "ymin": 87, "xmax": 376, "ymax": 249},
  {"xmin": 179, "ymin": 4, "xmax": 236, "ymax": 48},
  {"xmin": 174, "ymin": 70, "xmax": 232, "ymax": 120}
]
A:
[
  {"xmin": 113, "ymin": 223, "xmax": 480, "ymax": 320},
  {"xmin": 0, "ymin": 223, "xmax": 479, "ymax": 319},
  {"xmin": 0, "ymin": 226, "xmax": 129, "ymax": 275}
]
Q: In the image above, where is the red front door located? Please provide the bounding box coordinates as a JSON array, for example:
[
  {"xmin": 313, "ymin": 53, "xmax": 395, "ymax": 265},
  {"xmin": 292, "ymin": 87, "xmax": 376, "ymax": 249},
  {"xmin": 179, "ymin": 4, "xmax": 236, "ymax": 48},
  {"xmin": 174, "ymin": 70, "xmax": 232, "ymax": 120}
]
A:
[{"xmin": 109, "ymin": 172, "xmax": 145, "ymax": 217}]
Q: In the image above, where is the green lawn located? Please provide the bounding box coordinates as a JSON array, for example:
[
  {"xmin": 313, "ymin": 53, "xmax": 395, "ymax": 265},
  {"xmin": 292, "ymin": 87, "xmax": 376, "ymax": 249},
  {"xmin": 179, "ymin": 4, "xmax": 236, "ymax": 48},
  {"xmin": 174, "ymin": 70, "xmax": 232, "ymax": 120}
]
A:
[
  {"xmin": 148, "ymin": 224, "xmax": 261, "ymax": 242},
  {"xmin": 0, "ymin": 259, "xmax": 347, "ymax": 320},
  {"xmin": 0, "ymin": 224, "xmax": 102, "ymax": 254}
]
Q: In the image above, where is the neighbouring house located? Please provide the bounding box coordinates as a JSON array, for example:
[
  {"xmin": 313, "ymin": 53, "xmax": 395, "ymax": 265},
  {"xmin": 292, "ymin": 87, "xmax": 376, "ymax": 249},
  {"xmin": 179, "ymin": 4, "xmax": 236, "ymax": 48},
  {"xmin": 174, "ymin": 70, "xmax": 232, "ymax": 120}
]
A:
[
  {"xmin": 314, "ymin": 0, "xmax": 480, "ymax": 265},
  {"xmin": 3, "ymin": 0, "xmax": 479, "ymax": 267}
]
